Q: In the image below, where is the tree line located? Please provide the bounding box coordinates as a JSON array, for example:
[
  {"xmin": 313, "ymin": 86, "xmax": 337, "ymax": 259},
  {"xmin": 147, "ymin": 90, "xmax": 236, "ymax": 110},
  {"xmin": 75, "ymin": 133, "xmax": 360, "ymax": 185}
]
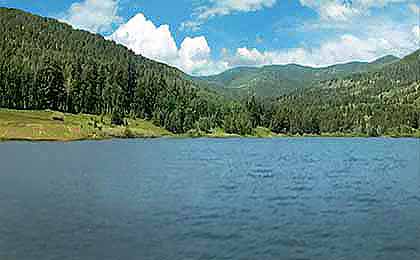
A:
[{"xmin": 1, "ymin": 8, "xmax": 419, "ymax": 136}]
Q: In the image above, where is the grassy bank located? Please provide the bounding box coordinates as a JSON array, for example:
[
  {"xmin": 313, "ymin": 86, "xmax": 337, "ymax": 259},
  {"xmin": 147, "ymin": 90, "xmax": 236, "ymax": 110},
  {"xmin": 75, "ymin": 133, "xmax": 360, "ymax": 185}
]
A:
[
  {"xmin": 1, "ymin": 109, "xmax": 419, "ymax": 142},
  {"xmin": 0, "ymin": 109, "xmax": 278, "ymax": 141},
  {"xmin": 0, "ymin": 109, "xmax": 172, "ymax": 141}
]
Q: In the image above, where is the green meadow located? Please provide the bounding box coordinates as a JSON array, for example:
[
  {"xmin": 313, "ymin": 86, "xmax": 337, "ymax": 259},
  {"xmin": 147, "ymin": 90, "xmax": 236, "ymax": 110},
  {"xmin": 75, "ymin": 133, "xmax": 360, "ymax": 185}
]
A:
[{"xmin": 0, "ymin": 109, "xmax": 172, "ymax": 141}]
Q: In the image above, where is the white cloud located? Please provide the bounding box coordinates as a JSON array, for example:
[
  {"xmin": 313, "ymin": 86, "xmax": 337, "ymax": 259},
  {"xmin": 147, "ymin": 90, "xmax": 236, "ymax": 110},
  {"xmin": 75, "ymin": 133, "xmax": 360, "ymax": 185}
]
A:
[
  {"xmin": 109, "ymin": 13, "xmax": 178, "ymax": 63},
  {"xmin": 179, "ymin": 37, "xmax": 229, "ymax": 75},
  {"xmin": 246, "ymin": 0, "xmax": 419, "ymax": 70},
  {"xmin": 299, "ymin": 0, "xmax": 409, "ymax": 21},
  {"xmin": 315, "ymin": 1, "xmax": 359, "ymax": 21},
  {"xmin": 413, "ymin": 26, "xmax": 420, "ymax": 40},
  {"xmin": 109, "ymin": 13, "xmax": 228, "ymax": 76},
  {"xmin": 409, "ymin": 3, "xmax": 419, "ymax": 14},
  {"xmin": 179, "ymin": 21, "xmax": 202, "ymax": 32},
  {"xmin": 223, "ymin": 24, "xmax": 419, "ymax": 68},
  {"xmin": 59, "ymin": 0, "xmax": 416, "ymax": 77},
  {"xmin": 181, "ymin": 0, "xmax": 276, "ymax": 31},
  {"xmin": 179, "ymin": 37, "xmax": 213, "ymax": 74},
  {"xmin": 109, "ymin": 10, "xmax": 418, "ymax": 76},
  {"xmin": 198, "ymin": 0, "xmax": 277, "ymax": 20},
  {"xmin": 228, "ymin": 47, "xmax": 268, "ymax": 66},
  {"xmin": 61, "ymin": 0, "xmax": 122, "ymax": 33}
]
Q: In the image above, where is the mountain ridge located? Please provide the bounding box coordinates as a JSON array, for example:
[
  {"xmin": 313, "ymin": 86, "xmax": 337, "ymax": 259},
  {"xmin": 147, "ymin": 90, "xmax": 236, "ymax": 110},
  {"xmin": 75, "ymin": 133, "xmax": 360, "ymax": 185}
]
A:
[
  {"xmin": 0, "ymin": 7, "xmax": 419, "ymax": 137},
  {"xmin": 194, "ymin": 54, "xmax": 400, "ymax": 97}
]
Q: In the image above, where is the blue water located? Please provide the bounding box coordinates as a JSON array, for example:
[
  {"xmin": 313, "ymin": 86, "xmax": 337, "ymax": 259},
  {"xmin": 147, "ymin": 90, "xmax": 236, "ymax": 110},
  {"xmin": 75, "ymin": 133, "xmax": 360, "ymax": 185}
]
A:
[{"xmin": 0, "ymin": 138, "xmax": 419, "ymax": 260}]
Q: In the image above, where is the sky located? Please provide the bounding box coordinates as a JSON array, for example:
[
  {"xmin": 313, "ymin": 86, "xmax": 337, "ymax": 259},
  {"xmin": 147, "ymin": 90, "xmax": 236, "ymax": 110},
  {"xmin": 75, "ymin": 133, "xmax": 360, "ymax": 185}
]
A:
[{"xmin": 2, "ymin": 0, "xmax": 419, "ymax": 76}]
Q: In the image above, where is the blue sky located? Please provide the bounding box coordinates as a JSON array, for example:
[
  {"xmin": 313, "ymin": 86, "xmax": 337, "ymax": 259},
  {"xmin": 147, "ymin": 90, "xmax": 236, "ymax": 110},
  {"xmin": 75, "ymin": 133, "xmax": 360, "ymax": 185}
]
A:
[{"xmin": 2, "ymin": 0, "xmax": 419, "ymax": 75}]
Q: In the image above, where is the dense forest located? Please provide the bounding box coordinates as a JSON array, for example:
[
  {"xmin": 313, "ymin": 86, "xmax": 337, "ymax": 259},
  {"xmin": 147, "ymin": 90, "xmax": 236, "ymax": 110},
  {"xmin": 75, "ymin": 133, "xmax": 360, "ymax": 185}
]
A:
[
  {"xmin": 0, "ymin": 8, "xmax": 229, "ymax": 134},
  {"xmin": 268, "ymin": 49, "xmax": 420, "ymax": 136},
  {"xmin": 1, "ymin": 7, "xmax": 419, "ymax": 137}
]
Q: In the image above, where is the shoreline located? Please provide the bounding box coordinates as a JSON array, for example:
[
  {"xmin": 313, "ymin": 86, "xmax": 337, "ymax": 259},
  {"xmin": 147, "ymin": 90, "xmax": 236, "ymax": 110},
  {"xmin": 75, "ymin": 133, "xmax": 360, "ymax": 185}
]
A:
[
  {"xmin": 1, "ymin": 109, "xmax": 419, "ymax": 142},
  {"xmin": 1, "ymin": 133, "xmax": 419, "ymax": 143}
]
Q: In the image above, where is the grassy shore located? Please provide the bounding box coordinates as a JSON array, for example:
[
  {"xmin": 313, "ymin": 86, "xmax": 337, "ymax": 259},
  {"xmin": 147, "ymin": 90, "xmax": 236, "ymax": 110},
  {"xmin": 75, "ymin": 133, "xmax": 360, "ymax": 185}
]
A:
[
  {"xmin": 0, "ymin": 109, "xmax": 172, "ymax": 141},
  {"xmin": 1, "ymin": 109, "xmax": 419, "ymax": 142}
]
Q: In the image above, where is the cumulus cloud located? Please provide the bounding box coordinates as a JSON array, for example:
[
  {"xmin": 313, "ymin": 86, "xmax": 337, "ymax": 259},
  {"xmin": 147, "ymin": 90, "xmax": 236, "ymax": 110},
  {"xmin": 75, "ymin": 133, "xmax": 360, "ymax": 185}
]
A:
[
  {"xmin": 244, "ymin": 0, "xmax": 419, "ymax": 70},
  {"xmin": 109, "ymin": 10, "xmax": 418, "ymax": 76},
  {"xmin": 61, "ymin": 0, "xmax": 122, "ymax": 33},
  {"xmin": 62, "ymin": 1, "xmax": 417, "ymax": 76},
  {"xmin": 223, "ymin": 24, "xmax": 419, "ymax": 68},
  {"xmin": 110, "ymin": 13, "xmax": 178, "ymax": 63},
  {"xmin": 178, "ymin": 37, "xmax": 229, "ymax": 75},
  {"xmin": 181, "ymin": 0, "xmax": 276, "ymax": 31},
  {"xmin": 109, "ymin": 13, "xmax": 228, "ymax": 76},
  {"xmin": 299, "ymin": 0, "xmax": 409, "ymax": 21},
  {"xmin": 179, "ymin": 37, "xmax": 212, "ymax": 74}
]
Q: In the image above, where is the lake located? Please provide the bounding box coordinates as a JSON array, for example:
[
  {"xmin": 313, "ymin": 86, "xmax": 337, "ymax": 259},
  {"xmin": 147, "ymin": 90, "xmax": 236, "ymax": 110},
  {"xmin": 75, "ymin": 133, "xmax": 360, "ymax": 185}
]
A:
[{"xmin": 0, "ymin": 138, "xmax": 419, "ymax": 260}]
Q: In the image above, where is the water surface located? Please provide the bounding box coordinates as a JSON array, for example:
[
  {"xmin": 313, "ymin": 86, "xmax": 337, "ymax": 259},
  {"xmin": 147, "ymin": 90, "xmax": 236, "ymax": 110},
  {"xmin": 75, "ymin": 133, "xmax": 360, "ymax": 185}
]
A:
[{"xmin": 0, "ymin": 138, "xmax": 419, "ymax": 259}]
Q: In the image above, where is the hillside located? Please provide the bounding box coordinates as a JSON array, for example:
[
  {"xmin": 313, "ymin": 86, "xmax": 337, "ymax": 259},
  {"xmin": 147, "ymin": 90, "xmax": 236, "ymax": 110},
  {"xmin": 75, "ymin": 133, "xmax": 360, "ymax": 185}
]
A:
[
  {"xmin": 0, "ymin": 7, "xmax": 229, "ymax": 134},
  {"xmin": 0, "ymin": 7, "xmax": 418, "ymax": 138},
  {"xmin": 195, "ymin": 55, "xmax": 399, "ymax": 98},
  {"xmin": 307, "ymin": 49, "xmax": 419, "ymax": 106},
  {"xmin": 269, "ymin": 49, "xmax": 420, "ymax": 136}
]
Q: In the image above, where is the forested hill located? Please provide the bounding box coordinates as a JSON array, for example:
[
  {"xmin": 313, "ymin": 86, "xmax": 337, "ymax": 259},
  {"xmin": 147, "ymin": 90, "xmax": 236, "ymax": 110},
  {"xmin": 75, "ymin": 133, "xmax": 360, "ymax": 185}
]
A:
[
  {"xmin": 0, "ymin": 7, "xmax": 226, "ymax": 134},
  {"xmin": 195, "ymin": 55, "xmax": 399, "ymax": 98},
  {"xmin": 1, "ymin": 7, "xmax": 419, "ymax": 137},
  {"xmin": 270, "ymin": 49, "xmax": 420, "ymax": 136}
]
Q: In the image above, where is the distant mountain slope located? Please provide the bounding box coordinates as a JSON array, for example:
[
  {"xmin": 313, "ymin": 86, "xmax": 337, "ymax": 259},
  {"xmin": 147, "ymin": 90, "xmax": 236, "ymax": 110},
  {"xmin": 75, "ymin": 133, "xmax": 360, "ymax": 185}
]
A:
[
  {"xmin": 194, "ymin": 55, "xmax": 400, "ymax": 98},
  {"xmin": 270, "ymin": 49, "xmax": 419, "ymax": 135},
  {"xmin": 313, "ymin": 49, "xmax": 419, "ymax": 99}
]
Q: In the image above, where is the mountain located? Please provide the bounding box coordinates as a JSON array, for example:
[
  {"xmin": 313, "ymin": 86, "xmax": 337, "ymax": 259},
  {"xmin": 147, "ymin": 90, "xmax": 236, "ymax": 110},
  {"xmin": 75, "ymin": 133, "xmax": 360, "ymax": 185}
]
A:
[
  {"xmin": 0, "ymin": 7, "xmax": 227, "ymax": 134},
  {"xmin": 369, "ymin": 55, "xmax": 400, "ymax": 66},
  {"xmin": 312, "ymin": 49, "xmax": 419, "ymax": 101},
  {"xmin": 269, "ymin": 49, "xmax": 419, "ymax": 136},
  {"xmin": 195, "ymin": 55, "xmax": 400, "ymax": 98},
  {"xmin": 0, "ymin": 7, "xmax": 418, "ymax": 137}
]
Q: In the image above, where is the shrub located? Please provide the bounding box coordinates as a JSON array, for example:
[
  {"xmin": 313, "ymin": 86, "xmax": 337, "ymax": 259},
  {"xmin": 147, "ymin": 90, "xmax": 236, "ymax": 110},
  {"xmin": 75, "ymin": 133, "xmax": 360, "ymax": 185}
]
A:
[
  {"xmin": 111, "ymin": 111, "xmax": 124, "ymax": 126},
  {"xmin": 51, "ymin": 112, "xmax": 65, "ymax": 121}
]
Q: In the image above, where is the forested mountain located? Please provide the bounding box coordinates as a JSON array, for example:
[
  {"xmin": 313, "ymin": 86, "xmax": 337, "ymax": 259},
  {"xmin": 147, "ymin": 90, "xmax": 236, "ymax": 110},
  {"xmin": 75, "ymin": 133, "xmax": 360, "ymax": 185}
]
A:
[
  {"xmin": 195, "ymin": 55, "xmax": 399, "ymax": 98},
  {"xmin": 0, "ymin": 7, "xmax": 419, "ymax": 137},
  {"xmin": 267, "ymin": 50, "xmax": 420, "ymax": 136},
  {"xmin": 0, "ymin": 7, "xmax": 230, "ymax": 134}
]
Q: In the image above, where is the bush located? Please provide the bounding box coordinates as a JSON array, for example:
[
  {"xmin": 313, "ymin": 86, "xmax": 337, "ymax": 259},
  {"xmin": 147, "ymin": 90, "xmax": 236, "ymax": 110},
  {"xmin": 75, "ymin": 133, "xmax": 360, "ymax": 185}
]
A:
[
  {"xmin": 196, "ymin": 117, "xmax": 213, "ymax": 133},
  {"xmin": 51, "ymin": 112, "xmax": 65, "ymax": 121},
  {"xmin": 111, "ymin": 111, "xmax": 124, "ymax": 126},
  {"xmin": 123, "ymin": 127, "xmax": 135, "ymax": 138}
]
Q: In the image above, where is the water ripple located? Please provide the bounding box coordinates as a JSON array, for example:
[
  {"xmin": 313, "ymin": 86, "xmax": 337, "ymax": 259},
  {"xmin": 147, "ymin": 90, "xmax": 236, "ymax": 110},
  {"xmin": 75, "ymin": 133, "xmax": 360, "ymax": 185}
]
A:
[{"xmin": 0, "ymin": 138, "xmax": 419, "ymax": 260}]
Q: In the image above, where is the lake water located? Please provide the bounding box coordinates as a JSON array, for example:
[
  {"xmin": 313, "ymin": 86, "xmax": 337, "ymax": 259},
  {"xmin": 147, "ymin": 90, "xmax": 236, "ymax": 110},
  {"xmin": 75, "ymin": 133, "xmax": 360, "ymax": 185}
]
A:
[{"xmin": 0, "ymin": 138, "xmax": 419, "ymax": 260}]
